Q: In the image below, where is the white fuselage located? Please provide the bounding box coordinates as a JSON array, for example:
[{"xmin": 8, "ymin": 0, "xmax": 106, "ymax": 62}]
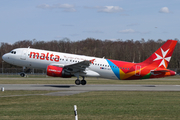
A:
[{"xmin": 2, "ymin": 48, "xmax": 119, "ymax": 80}]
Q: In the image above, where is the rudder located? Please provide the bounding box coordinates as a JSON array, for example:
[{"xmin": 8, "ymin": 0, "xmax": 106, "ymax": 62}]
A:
[{"xmin": 141, "ymin": 40, "xmax": 177, "ymax": 69}]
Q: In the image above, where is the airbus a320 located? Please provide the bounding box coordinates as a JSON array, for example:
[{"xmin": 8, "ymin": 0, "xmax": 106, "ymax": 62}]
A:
[{"xmin": 2, "ymin": 40, "xmax": 177, "ymax": 85}]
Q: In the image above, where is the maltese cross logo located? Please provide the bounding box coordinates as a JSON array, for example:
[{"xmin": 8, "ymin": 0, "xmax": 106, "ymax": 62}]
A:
[{"xmin": 153, "ymin": 48, "xmax": 171, "ymax": 68}]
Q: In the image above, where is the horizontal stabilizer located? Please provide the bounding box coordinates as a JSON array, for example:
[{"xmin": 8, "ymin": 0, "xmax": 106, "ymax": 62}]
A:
[{"xmin": 150, "ymin": 70, "xmax": 169, "ymax": 75}]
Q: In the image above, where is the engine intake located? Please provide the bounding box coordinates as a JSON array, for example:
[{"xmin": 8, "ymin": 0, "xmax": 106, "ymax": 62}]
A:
[{"xmin": 46, "ymin": 65, "xmax": 71, "ymax": 78}]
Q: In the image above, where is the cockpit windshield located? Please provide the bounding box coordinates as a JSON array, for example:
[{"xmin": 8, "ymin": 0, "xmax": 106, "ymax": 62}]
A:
[{"xmin": 10, "ymin": 51, "xmax": 16, "ymax": 54}]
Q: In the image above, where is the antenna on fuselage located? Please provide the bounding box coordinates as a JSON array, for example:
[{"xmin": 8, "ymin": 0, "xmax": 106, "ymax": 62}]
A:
[
  {"xmin": 132, "ymin": 53, "xmax": 135, "ymax": 63},
  {"xmin": 28, "ymin": 46, "xmax": 30, "ymax": 49},
  {"xmin": 132, "ymin": 58, "xmax": 134, "ymax": 63}
]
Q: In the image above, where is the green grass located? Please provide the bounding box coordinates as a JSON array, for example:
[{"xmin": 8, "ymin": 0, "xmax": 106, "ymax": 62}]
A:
[
  {"xmin": 0, "ymin": 91, "xmax": 180, "ymax": 120},
  {"xmin": 0, "ymin": 76, "xmax": 180, "ymax": 85}
]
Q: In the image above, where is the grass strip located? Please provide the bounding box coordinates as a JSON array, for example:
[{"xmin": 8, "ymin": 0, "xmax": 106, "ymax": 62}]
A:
[{"xmin": 0, "ymin": 91, "xmax": 180, "ymax": 120}]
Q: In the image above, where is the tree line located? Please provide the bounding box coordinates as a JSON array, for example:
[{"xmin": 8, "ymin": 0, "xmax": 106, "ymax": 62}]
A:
[{"xmin": 0, "ymin": 38, "xmax": 180, "ymax": 69}]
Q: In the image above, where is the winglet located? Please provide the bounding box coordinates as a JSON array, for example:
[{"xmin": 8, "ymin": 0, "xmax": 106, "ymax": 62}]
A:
[{"xmin": 89, "ymin": 59, "xmax": 95, "ymax": 64}]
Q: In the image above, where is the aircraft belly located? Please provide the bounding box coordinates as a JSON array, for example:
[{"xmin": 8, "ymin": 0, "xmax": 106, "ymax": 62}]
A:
[
  {"xmin": 23, "ymin": 58, "xmax": 47, "ymax": 69},
  {"xmin": 99, "ymin": 70, "xmax": 118, "ymax": 79}
]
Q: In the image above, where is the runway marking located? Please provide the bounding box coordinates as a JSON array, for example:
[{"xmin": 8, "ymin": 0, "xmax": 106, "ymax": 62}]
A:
[{"xmin": 0, "ymin": 94, "xmax": 44, "ymax": 98}]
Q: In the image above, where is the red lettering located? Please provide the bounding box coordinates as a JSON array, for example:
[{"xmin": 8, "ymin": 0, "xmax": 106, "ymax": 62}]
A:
[
  {"xmin": 29, "ymin": 51, "xmax": 60, "ymax": 62},
  {"xmin": 50, "ymin": 54, "xmax": 54, "ymax": 61},
  {"xmin": 54, "ymin": 55, "xmax": 60, "ymax": 62},
  {"xmin": 46, "ymin": 52, "xmax": 49, "ymax": 60},
  {"xmin": 40, "ymin": 53, "xmax": 45, "ymax": 60},
  {"xmin": 30, "ymin": 52, "xmax": 39, "ymax": 59}
]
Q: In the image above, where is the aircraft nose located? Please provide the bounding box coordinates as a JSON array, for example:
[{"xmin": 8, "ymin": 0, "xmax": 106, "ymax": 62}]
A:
[
  {"xmin": 2, "ymin": 54, "xmax": 5, "ymax": 61},
  {"xmin": 2, "ymin": 54, "xmax": 8, "ymax": 62}
]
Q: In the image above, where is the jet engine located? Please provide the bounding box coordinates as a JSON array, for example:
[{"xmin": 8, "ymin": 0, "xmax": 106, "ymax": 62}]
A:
[{"xmin": 46, "ymin": 65, "xmax": 71, "ymax": 78}]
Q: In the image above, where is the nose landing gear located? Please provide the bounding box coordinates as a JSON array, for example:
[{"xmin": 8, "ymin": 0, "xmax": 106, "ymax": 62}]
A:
[
  {"xmin": 20, "ymin": 72, "xmax": 26, "ymax": 77},
  {"xmin": 20, "ymin": 67, "xmax": 31, "ymax": 77}
]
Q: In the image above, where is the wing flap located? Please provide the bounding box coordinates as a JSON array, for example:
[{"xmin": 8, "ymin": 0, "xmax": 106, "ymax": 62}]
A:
[{"xmin": 50, "ymin": 60, "xmax": 92, "ymax": 73}]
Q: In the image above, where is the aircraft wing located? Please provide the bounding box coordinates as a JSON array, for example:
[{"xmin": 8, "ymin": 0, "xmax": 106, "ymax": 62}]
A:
[{"xmin": 51, "ymin": 60, "xmax": 93, "ymax": 74}]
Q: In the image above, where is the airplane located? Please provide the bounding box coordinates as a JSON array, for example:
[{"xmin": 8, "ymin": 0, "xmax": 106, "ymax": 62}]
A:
[{"xmin": 2, "ymin": 40, "xmax": 177, "ymax": 85}]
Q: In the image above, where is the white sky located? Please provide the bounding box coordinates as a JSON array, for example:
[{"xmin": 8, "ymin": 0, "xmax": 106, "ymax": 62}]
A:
[{"xmin": 0, "ymin": 0, "xmax": 180, "ymax": 43}]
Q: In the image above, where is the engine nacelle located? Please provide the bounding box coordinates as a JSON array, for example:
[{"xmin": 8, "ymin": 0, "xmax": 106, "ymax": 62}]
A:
[{"xmin": 46, "ymin": 65, "xmax": 71, "ymax": 78}]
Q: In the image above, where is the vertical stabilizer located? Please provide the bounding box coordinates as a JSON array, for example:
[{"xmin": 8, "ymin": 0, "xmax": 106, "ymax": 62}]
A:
[{"xmin": 141, "ymin": 40, "xmax": 177, "ymax": 68}]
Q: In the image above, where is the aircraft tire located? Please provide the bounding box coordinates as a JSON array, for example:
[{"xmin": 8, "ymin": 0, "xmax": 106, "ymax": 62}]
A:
[
  {"xmin": 75, "ymin": 79, "xmax": 81, "ymax": 85},
  {"xmin": 20, "ymin": 73, "xmax": 25, "ymax": 77},
  {"xmin": 81, "ymin": 80, "xmax": 86, "ymax": 85}
]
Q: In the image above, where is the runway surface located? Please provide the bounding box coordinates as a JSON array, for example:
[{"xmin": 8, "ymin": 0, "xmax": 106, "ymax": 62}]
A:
[{"xmin": 1, "ymin": 84, "xmax": 180, "ymax": 96}]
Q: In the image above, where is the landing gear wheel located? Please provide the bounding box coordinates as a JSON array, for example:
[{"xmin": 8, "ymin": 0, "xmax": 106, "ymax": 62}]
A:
[
  {"xmin": 75, "ymin": 79, "xmax": 81, "ymax": 85},
  {"xmin": 20, "ymin": 73, "xmax": 25, "ymax": 77},
  {"xmin": 81, "ymin": 80, "xmax": 86, "ymax": 85}
]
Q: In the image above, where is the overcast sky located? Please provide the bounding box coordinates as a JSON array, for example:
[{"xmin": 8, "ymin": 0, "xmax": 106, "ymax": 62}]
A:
[{"xmin": 0, "ymin": 0, "xmax": 180, "ymax": 43}]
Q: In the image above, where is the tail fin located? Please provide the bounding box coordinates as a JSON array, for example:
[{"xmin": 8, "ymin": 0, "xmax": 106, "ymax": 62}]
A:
[{"xmin": 141, "ymin": 40, "xmax": 177, "ymax": 68}]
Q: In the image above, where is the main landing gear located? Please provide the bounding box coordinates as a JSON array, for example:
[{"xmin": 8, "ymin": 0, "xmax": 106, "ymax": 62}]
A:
[{"xmin": 75, "ymin": 77, "xmax": 87, "ymax": 85}]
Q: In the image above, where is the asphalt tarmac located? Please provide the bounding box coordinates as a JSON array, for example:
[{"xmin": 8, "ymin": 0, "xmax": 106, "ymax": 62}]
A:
[{"xmin": 0, "ymin": 84, "xmax": 180, "ymax": 96}]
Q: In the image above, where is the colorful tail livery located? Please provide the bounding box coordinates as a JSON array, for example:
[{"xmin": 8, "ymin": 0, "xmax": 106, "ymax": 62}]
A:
[
  {"xmin": 107, "ymin": 40, "xmax": 177, "ymax": 80},
  {"xmin": 2, "ymin": 40, "xmax": 177, "ymax": 85}
]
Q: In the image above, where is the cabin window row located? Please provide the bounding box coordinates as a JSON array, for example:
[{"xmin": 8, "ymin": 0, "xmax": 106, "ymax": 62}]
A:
[
  {"xmin": 28, "ymin": 54, "xmax": 80, "ymax": 62},
  {"xmin": 93, "ymin": 63, "xmax": 129, "ymax": 70},
  {"xmin": 28, "ymin": 54, "xmax": 129, "ymax": 70}
]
